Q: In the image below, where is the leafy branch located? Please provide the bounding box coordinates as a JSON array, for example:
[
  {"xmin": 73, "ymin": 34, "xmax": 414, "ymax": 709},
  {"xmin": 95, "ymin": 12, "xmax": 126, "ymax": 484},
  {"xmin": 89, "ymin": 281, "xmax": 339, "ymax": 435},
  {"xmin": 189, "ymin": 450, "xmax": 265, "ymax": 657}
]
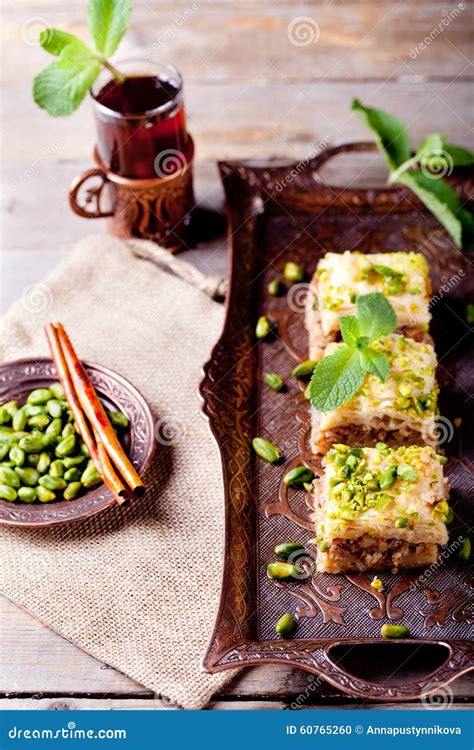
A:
[
  {"xmin": 352, "ymin": 99, "xmax": 474, "ymax": 249},
  {"xmin": 33, "ymin": 0, "xmax": 132, "ymax": 117}
]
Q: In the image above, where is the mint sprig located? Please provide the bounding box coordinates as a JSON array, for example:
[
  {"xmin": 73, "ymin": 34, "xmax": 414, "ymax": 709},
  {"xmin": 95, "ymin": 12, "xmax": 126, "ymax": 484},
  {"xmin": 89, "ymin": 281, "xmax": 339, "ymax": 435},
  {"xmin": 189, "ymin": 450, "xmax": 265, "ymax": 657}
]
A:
[
  {"xmin": 352, "ymin": 99, "xmax": 474, "ymax": 249},
  {"xmin": 33, "ymin": 0, "xmax": 132, "ymax": 117},
  {"xmin": 309, "ymin": 293, "xmax": 396, "ymax": 412}
]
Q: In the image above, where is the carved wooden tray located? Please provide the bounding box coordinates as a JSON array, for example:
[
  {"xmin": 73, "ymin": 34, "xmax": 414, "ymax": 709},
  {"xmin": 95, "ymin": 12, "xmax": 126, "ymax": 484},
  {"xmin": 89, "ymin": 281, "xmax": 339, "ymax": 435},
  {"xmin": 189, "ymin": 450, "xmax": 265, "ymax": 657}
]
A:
[{"xmin": 200, "ymin": 143, "xmax": 474, "ymax": 701}]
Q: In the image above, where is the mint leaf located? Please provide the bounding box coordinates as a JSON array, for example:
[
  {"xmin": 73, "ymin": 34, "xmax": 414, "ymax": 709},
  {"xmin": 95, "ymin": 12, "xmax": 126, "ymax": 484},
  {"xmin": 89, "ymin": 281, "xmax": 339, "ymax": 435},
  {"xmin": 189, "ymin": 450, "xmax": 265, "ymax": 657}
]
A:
[
  {"xmin": 39, "ymin": 28, "xmax": 81, "ymax": 55},
  {"xmin": 356, "ymin": 293, "xmax": 397, "ymax": 343},
  {"xmin": 415, "ymin": 133, "xmax": 445, "ymax": 161},
  {"xmin": 33, "ymin": 43, "xmax": 101, "ymax": 117},
  {"xmin": 58, "ymin": 39, "xmax": 100, "ymax": 68},
  {"xmin": 359, "ymin": 347, "xmax": 390, "ymax": 381},
  {"xmin": 352, "ymin": 99, "xmax": 411, "ymax": 170},
  {"xmin": 309, "ymin": 347, "xmax": 366, "ymax": 412},
  {"xmin": 444, "ymin": 144, "xmax": 474, "ymax": 167},
  {"xmin": 340, "ymin": 316, "xmax": 361, "ymax": 348},
  {"xmin": 88, "ymin": 0, "xmax": 131, "ymax": 57},
  {"xmin": 352, "ymin": 100, "xmax": 474, "ymax": 249},
  {"xmin": 399, "ymin": 170, "xmax": 474, "ymax": 249}
]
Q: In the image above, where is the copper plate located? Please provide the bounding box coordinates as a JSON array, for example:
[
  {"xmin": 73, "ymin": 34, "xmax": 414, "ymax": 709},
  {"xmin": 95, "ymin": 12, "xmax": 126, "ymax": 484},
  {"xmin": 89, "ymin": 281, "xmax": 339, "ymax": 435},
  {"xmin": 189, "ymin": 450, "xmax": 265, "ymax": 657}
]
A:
[
  {"xmin": 200, "ymin": 143, "xmax": 474, "ymax": 700},
  {"xmin": 0, "ymin": 358, "xmax": 155, "ymax": 528}
]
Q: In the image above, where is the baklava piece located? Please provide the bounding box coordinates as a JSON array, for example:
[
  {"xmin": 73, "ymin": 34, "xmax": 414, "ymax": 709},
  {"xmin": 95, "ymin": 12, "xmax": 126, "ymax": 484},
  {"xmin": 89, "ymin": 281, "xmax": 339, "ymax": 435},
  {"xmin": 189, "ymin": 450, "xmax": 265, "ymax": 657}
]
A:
[
  {"xmin": 311, "ymin": 333, "xmax": 439, "ymax": 454},
  {"xmin": 313, "ymin": 444, "xmax": 449, "ymax": 573},
  {"xmin": 306, "ymin": 251, "xmax": 432, "ymax": 361}
]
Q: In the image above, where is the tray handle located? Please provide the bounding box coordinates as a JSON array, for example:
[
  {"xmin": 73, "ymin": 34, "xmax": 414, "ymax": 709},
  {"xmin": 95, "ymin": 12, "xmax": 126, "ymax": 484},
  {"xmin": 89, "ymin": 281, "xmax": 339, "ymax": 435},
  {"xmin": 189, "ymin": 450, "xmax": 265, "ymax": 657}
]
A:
[
  {"xmin": 309, "ymin": 141, "xmax": 378, "ymax": 177},
  {"xmin": 319, "ymin": 639, "xmax": 472, "ymax": 701}
]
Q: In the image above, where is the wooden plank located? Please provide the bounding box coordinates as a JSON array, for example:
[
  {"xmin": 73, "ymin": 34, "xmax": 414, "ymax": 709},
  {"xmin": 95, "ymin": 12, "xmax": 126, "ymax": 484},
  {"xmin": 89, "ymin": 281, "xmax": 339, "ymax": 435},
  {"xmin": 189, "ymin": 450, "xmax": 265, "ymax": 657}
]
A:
[
  {"xmin": 1, "ymin": 160, "xmax": 223, "ymax": 250},
  {"xmin": 1, "ymin": 81, "xmax": 472, "ymax": 168},
  {"xmin": 0, "ymin": 697, "xmax": 473, "ymax": 710},
  {"xmin": 3, "ymin": 3, "xmax": 472, "ymax": 82},
  {"xmin": 2, "ymin": 598, "xmax": 473, "ymax": 701},
  {"xmin": 0, "ymin": 159, "xmax": 228, "ymax": 314},
  {"xmin": 0, "ymin": 598, "xmax": 145, "ymax": 696}
]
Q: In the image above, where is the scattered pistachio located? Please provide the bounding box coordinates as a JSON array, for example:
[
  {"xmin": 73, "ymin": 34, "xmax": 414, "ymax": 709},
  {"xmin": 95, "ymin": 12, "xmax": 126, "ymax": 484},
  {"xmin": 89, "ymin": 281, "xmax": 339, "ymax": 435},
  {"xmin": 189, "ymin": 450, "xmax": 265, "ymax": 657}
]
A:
[
  {"xmin": 283, "ymin": 466, "xmax": 315, "ymax": 488},
  {"xmin": 283, "ymin": 261, "xmax": 304, "ymax": 283},
  {"xmin": 459, "ymin": 537, "xmax": 471, "ymax": 562},
  {"xmin": 268, "ymin": 278, "xmax": 284, "ymax": 297},
  {"xmin": 444, "ymin": 506, "xmax": 454, "ymax": 524},
  {"xmin": 264, "ymin": 373, "xmax": 284, "ymax": 391},
  {"xmin": 275, "ymin": 612, "xmax": 297, "ymax": 637},
  {"xmin": 274, "ymin": 542, "xmax": 305, "ymax": 560},
  {"xmin": 267, "ymin": 562, "xmax": 303, "ymax": 580},
  {"xmin": 255, "ymin": 316, "xmax": 271, "ymax": 340},
  {"xmin": 252, "ymin": 437, "xmax": 281, "ymax": 464},
  {"xmin": 292, "ymin": 360, "xmax": 317, "ymax": 379},
  {"xmin": 381, "ymin": 624, "xmax": 410, "ymax": 639}
]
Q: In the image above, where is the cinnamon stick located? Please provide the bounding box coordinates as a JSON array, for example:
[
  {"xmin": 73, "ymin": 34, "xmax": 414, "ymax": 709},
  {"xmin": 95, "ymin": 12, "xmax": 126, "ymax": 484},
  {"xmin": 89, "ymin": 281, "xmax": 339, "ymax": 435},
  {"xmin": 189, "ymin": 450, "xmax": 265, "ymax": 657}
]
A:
[
  {"xmin": 44, "ymin": 323, "xmax": 127, "ymax": 505},
  {"xmin": 55, "ymin": 323, "xmax": 145, "ymax": 497}
]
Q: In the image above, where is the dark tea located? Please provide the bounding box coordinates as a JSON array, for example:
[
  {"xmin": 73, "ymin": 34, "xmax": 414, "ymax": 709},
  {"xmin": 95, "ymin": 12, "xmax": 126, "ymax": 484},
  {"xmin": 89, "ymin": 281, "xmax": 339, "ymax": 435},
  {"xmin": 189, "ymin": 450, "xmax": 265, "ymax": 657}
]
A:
[{"xmin": 92, "ymin": 61, "xmax": 191, "ymax": 179}]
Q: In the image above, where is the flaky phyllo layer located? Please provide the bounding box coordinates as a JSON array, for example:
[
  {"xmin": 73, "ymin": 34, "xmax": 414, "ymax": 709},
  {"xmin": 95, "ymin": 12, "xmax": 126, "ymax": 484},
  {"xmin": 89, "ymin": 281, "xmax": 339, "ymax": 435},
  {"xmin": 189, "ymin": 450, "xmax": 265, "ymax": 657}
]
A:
[
  {"xmin": 312, "ymin": 444, "xmax": 449, "ymax": 573},
  {"xmin": 311, "ymin": 333, "xmax": 439, "ymax": 454},
  {"xmin": 307, "ymin": 250, "xmax": 431, "ymax": 338}
]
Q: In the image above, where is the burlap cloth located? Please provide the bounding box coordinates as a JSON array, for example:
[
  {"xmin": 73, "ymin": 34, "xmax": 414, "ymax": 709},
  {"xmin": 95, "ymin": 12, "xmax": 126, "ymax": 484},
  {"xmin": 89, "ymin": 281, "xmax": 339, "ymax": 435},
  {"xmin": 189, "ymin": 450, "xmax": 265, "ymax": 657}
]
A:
[{"xmin": 0, "ymin": 235, "xmax": 236, "ymax": 709}]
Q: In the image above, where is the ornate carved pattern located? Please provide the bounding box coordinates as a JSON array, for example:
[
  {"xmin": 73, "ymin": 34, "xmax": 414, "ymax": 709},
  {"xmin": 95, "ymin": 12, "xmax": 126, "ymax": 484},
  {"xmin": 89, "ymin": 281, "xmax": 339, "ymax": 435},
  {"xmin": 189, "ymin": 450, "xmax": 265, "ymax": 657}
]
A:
[
  {"xmin": 200, "ymin": 147, "xmax": 474, "ymax": 699},
  {"xmin": 420, "ymin": 577, "xmax": 474, "ymax": 630},
  {"xmin": 0, "ymin": 358, "xmax": 155, "ymax": 527},
  {"xmin": 69, "ymin": 145, "xmax": 195, "ymax": 252},
  {"xmin": 273, "ymin": 576, "xmax": 346, "ymax": 625}
]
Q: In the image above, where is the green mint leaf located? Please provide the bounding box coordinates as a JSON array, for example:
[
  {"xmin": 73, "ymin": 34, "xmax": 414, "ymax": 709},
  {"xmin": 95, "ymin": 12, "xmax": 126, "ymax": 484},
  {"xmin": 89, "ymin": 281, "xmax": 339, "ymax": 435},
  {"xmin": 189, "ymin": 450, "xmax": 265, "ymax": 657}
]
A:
[
  {"xmin": 399, "ymin": 170, "xmax": 474, "ymax": 249},
  {"xmin": 39, "ymin": 28, "xmax": 82, "ymax": 55},
  {"xmin": 88, "ymin": 0, "xmax": 132, "ymax": 57},
  {"xmin": 356, "ymin": 293, "xmax": 397, "ymax": 343},
  {"xmin": 309, "ymin": 347, "xmax": 366, "ymax": 412},
  {"xmin": 415, "ymin": 133, "xmax": 445, "ymax": 161},
  {"xmin": 359, "ymin": 347, "xmax": 390, "ymax": 382},
  {"xmin": 340, "ymin": 316, "xmax": 361, "ymax": 348},
  {"xmin": 58, "ymin": 39, "xmax": 100, "ymax": 68},
  {"xmin": 444, "ymin": 144, "xmax": 474, "ymax": 167},
  {"xmin": 352, "ymin": 99, "xmax": 411, "ymax": 170},
  {"xmin": 33, "ymin": 42, "xmax": 101, "ymax": 117}
]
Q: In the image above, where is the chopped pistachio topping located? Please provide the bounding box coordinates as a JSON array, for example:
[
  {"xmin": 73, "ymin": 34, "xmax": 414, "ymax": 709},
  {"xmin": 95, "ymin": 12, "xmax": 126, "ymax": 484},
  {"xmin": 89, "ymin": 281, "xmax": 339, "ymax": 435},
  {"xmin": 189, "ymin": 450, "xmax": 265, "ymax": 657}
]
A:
[
  {"xmin": 316, "ymin": 251, "xmax": 430, "ymax": 314},
  {"xmin": 324, "ymin": 444, "xmax": 445, "ymax": 523}
]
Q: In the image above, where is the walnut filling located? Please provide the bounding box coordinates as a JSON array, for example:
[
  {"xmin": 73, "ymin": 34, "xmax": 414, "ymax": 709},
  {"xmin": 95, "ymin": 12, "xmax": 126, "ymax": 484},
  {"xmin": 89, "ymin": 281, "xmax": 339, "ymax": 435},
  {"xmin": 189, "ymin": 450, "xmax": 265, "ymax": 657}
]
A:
[
  {"xmin": 311, "ymin": 415, "xmax": 437, "ymax": 456},
  {"xmin": 317, "ymin": 534, "xmax": 439, "ymax": 574}
]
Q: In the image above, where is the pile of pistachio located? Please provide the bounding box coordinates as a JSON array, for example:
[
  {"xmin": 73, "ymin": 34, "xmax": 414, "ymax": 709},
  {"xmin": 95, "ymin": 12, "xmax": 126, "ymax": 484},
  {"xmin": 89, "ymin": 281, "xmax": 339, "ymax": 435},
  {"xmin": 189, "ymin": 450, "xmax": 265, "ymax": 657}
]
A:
[{"xmin": 0, "ymin": 383, "xmax": 128, "ymax": 503}]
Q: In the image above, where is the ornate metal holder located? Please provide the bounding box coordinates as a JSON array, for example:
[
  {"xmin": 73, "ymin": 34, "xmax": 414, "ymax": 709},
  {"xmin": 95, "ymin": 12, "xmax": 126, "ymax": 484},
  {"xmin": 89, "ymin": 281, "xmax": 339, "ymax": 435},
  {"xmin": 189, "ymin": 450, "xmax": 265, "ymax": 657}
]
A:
[{"xmin": 69, "ymin": 138, "xmax": 195, "ymax": 252}]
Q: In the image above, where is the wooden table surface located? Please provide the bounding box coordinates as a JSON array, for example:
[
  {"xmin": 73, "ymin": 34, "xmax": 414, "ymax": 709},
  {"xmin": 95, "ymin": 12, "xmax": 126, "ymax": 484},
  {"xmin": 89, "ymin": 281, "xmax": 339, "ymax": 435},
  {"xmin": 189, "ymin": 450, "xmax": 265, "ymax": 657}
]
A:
[{"xmin": 1, "ymin": 0, "xmax": 473, "ymax": 710}]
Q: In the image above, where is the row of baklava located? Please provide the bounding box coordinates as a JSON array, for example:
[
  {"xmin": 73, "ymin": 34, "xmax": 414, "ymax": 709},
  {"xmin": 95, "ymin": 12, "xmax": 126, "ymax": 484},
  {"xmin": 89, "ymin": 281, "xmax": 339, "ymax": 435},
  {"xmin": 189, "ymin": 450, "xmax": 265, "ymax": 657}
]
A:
[{"xmin": 306, "ymin": 252, "xmax": 449, "ymax": 574}]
